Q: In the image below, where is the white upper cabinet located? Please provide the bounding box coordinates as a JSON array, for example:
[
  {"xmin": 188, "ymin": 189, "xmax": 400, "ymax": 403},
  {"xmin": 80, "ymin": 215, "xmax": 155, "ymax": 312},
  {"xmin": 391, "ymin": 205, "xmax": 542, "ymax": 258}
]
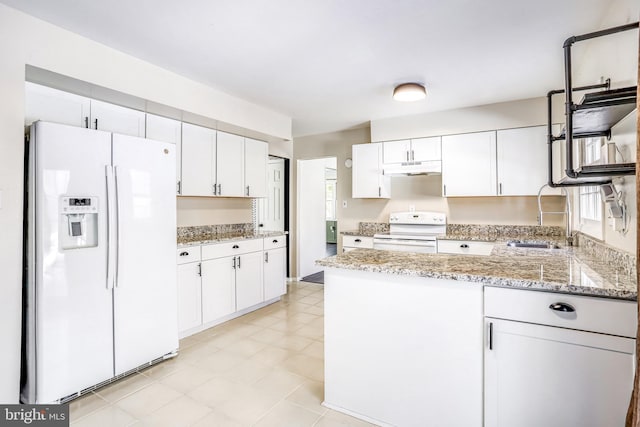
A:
[
  {"xmin": 383, "ymin": 137, "xmax": 441, "ymax": 164},
  {"xmin": 88, "ymin": 99, "xmax": 145, "ymax": 137},
  {"xmin": 411, "ymin": 137, "xmax": 441, "ymax": 162},
  {"xmin": 216, "ymin": 131, "xmax": 245, "ymax": 197},
  {"xmin": 25, "ymin": 83, "xmax": 144, "ymax": 137},
  {"xmin": 497, "ymin": 126, "xmax": 552, "ymax": 196},
  {"xmin": 245, "ymin": 138, "xmax": 268, "ymax": 198},
  {"xmin": 442, "ymin": 131, "xmax": 497, "ymax": 197},
  {"xmin": 383, "ymin": 139, "xmax": 412, "ymax": 163},
  {"xmin": 352, "ymin": 143, "xmax": 390, "ymax": 198},
  {"xmin": 181, "ymin": 123, "xmax": 215, "ymax": 197},
  {"xmin": 25, "ymin": 82, "xmax": 91, "ymax": 128},
  {"xmin": 146, "ymin": 114, "xmax": 182, "ymax": 194}
]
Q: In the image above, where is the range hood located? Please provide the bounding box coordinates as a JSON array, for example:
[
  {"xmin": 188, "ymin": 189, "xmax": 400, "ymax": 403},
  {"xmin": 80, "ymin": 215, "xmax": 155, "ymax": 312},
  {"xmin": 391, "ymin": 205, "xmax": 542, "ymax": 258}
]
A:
[{"xmin": 383, "ymin": 160, "xmax": 441, "ymax": 176}]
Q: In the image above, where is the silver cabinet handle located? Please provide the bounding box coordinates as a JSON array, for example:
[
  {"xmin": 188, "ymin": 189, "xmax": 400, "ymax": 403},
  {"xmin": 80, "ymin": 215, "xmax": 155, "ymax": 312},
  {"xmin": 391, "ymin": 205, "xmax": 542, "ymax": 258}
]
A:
[
  {"xmin": 406, "ymin": 151, "xmax": 409, "ymax": 161},
  {"xmin": 232, "ymin": 256, "xmax": 236, "ymax": 269},
  {"xmin": 411, "ymin": 150, "xmax": 415, "ymax": 161},
  {"xmin": 237, "ymin": 256, "xmax": 241, "ymax": 269},
  {"xmin": 549, "ymin": 302, "xmax": 575, "ymax": 312},
  {"xmin": 246, "ymin": 185, "xmax": 250, "ymax": 196},
  {"xmin": 213, "ymin": 184, "xmax": 217, "ymax": 195},
  {"xmin": 84, "ymin": 117, "xmax": 89, "ymax": 129},
  {"xmin": 177, "ymin": 180, "xmax": 181, "ymax": 195},
  {"xmin": 232, "ymin": 244, "xmax": 239, "ymax": 249},
  {"xmin": 272, "ymin": 239, "xmax": 278, "ymax": 243},
  {"xmin": 94, "ymin": 118, "xmax": 98, "ymax": 130},
  {"xmin": 443, "ymin": 184, "xmax": 447, "ymax": 196},
  {"xmin": 197, "ymin": 263, "xmax": 202, "ymax": 276},
  {"xmin": 488, "ymin": 322, "xmax": 493, "ymax": 350},
  {"xmin": 265, "ymin": 252, "xmax": 269, "ymax": 263},
  {"xmin": 460, "ymin": 244, "xmax": 469, "ymax": 249},
  {"xmin": 378, "ymin": 186, "xmax": 381, "ymax": 197},
  {"xmin": 354, "ymin": 239, "xmax": 361, "ymax": 243},
  {"xmin": 499, "ymin": 183, "xmax": 502, "ymax": 195},
  {"xmin": 179, "ymin": 251, "xmax": 189, "ymax": 256},
  {"xmin": 218, "ymin": 183, "xmax": 222, "ymax": 195}
]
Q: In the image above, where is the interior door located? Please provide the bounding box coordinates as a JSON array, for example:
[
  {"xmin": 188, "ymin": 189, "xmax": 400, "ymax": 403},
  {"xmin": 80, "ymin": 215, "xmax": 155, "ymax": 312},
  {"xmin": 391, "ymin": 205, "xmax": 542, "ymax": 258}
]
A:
[
  {"xmin": 112, "ymin": 134, "xmax": 178, "ymax": 375},
  {"xmin": 257, "ymin": 158, "xmax": 285, "ymax": 231},
  {"xmin": 31, "ymin": 122, "xmax": 113, "ymax": 402},
  {"xmin": 484, "ymin": 318, "xmax": 634, "ymax": 427},
  {"xmin": 298, "ymin": 158, "xmax": 329, "ymax": 278}
]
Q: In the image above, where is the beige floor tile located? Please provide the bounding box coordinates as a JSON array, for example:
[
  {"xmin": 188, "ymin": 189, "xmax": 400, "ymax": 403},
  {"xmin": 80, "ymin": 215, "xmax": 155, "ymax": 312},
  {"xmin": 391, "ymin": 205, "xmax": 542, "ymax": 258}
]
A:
[
  {"xmin": 254, "ymin": 400, "xmax": 321, "ymax": 427},
  {"xmin": 159, "ymin": 365, "xmax": 216, "ymax": 393},
  {"xmin": 253, "ymin": 368, "xmax": 306, "ymax": 396},
  {"xmin": 69, "ymin": 392, "xmax": 110, "ymax": 422},
  {"xmin": 176, "ymin": 341, "xmax": 221, "ymax": 364},
  {"xmin": 289, "ymin": 312, "xmax": 320, "ymax": 324},
  {"xmin": 317, "ymin": 408, "xmax": 377, "ymax": 426},
  {"xmin": 215, "ymin": 387, "xmax": 283, "ymax": 425},
  {"xmin": 218, "ymin": 358, "xmax": 273, "ymax": 384},
  {"xmin": 298, "ymin": 295, "xmax": 323, "ymax": 305},
  {"xmin": 285, "ymin": 379, "xmax": 326, "ymax": 415},
  {"xmin": 250, "ymin": 328, "xmax": 286, "ymax": 344},
  {"xmin": 95, "ymin": 373, "xmax": 154, "ymax": 403},
  {"xmin": 178, "ymin": 334, "xmax": 202, "ymax": 349},
  {"xmin": 301, "ymin": 305, "xmax": 325, "ymax": 316},
  {"xmin": 295, "ymin": 324, "xmax": 325, "ymax": 341},
  {"xmin": 300, "ymin": 341, "xmax": 324, "ymax": 359},
  {"xmin": 227, "ymin": 323, "xmax": 264, "ymax": 337},
  {"xmin": 115, "ymin": 383, "xmax": 182, "ymax": 419},
  {"xmin": 274, "ymin": 334, "xmax": 314, "ymax": 352},
  {"xmin": 191, "ymin": 411, "xmax": 248, "ymax": 427},
  {"xmin": 187, "ymin": 377, "xmax": 253, "ymax": 408},
  {"xmin": 246, "ymin": 314, "xmax": 282, "ymax": 328},
  {"xmin": 192, "ymin": 349, "xmax": 245, "ymax": 375},
  {"xmin": 281, "ymin": 354, "xmax": 324, "ymax": 382},
  {"xmin": 223, "ymin": 337, "xmax": 267, "ymax": 357},
  {"xmin": 250, "ymin": 345, "xmax": 299, "ymax": 366},
  {"xmin": 140, "ymin": 395, "xmax": 212, "ymax": 427},
  {"xmin": 138, "ymin": 357, "xmax": 190, "ymax": 381},
  {"xmin": 71, "ymin": 405, "xmax": 137, "ymax": 427}
]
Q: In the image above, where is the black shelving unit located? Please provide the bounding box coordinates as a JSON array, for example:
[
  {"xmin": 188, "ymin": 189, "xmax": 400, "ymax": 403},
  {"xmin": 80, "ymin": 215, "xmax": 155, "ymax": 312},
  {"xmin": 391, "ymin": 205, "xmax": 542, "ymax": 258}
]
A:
[{"xmin": 547, "ymin": 21, "xmax": 638, "ymax": 188}]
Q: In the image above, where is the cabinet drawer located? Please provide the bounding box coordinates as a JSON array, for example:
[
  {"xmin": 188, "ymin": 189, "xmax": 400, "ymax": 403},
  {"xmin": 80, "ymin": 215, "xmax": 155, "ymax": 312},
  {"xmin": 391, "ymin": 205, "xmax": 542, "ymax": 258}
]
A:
[
  {"xmin": 342, "ymin": 235, "xmax": 373, "ymax": 249},
  {"xmin": 202, "ymin": 238, "xmax": 263, "ymax": 260},
  {"xmin": 177, "ymin": 246, "xmax": 201, "ymax": 264},
  {"xmin": 264, "ymin": 235, "xmax": 286, "ymax": 250},
  {"xmin": 485, "ymin": 287, "xmax": 637, "ymax": 338},
  {"xmin": 437, "ymin": 240, "xmax": 494, "ymax": 255}
]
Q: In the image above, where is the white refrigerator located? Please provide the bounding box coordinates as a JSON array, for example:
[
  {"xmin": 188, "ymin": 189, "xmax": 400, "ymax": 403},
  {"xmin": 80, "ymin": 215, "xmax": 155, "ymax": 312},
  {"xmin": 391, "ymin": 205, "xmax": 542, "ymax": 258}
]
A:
[{"xmin": 22, "ymin": 121, "xmax": 179, "ymax": 404}]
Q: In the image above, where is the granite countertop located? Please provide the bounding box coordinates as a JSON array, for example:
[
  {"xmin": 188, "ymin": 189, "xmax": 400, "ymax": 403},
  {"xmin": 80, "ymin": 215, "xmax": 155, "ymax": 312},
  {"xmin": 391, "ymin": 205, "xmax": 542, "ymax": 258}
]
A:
[
  {"xmin": 317, "ymin": 244, "xmax": 637, "ymax": 301},
  {"xmin": 341, "ymin": 230, "xmax": 377, "ymax": 237},
  {"xmin": 178, "ymin": 230, "xmax": 286, "ymax": 247}
]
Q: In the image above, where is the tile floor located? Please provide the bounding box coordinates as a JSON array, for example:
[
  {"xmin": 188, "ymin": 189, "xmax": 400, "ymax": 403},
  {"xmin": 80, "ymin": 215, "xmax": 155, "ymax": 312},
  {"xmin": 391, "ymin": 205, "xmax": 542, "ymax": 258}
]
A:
[{"xmin": 69, "ymin": 281, "xmax": 376, "ymax": 427}]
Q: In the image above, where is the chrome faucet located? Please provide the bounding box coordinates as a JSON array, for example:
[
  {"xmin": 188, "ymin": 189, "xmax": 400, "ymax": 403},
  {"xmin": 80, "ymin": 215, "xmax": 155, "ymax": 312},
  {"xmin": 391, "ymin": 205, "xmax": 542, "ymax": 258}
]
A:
[{"xmin": 537, "ymin": 184, "xmax": 573, "ymax": 246}]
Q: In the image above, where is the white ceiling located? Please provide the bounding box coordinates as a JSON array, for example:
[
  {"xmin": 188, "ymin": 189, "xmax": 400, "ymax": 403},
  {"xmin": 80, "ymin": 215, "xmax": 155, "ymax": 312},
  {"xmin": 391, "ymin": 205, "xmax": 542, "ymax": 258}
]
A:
[{"xmin": 1, "ymin": 0, "xmax": 623, "ymax": 137}]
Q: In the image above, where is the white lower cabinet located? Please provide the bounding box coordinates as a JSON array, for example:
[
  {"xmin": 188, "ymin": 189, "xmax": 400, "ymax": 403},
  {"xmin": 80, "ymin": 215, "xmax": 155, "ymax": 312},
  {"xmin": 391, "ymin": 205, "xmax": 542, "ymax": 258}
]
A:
[
  {"xmin": 176, "ymin": 262, "xmax": 202, "ymax": 332},
  {"xmin": 264, "ymin": 243, "xmax": 286, "ymax": 301},
  {"xmin": 176, "ymin": 236, "xmax": 287, "ymax": 338},
  {"xmin": 234, "ymin": 251, "xmax": 264, "ymax": 311},
  {"xmin": 484, "ymin": 287, "xmax": 636, "ymax": 427},
  {"xmin": 437, "ymin": 239, "xmax": 494, "ymax": 255}
]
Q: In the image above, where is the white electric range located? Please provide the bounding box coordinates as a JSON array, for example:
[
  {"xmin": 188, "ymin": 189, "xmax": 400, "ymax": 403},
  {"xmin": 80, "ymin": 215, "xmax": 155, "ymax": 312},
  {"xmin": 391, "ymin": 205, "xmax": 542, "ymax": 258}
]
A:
[{"xmin": 373, "ymin": 211, "xmax": 446, "ymax": 254}]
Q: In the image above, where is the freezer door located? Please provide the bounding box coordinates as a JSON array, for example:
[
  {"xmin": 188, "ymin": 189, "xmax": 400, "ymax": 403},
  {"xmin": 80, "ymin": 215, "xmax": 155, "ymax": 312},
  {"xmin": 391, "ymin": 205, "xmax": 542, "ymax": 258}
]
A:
[
  {"xmin": 112, "ymin": 134, "xmax": 178, "ymax": 375},
  {"xmin": 27, "ymin": 122, "xmax": 113, "ymax": 403}
]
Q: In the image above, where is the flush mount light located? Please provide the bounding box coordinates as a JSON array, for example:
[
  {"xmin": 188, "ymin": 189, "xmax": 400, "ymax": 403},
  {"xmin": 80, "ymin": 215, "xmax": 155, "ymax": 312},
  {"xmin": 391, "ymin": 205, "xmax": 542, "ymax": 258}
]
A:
[{"xmin": 393, "ymin": 83, "xmax": 426, "ymax": 102}]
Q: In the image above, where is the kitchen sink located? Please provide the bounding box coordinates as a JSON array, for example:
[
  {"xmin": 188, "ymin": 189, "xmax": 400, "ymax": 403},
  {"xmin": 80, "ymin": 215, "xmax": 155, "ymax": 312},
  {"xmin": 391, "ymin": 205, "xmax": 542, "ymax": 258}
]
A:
[{"xmin": 506, "ymin": 240, "xmax": 561, "ymax": 249}]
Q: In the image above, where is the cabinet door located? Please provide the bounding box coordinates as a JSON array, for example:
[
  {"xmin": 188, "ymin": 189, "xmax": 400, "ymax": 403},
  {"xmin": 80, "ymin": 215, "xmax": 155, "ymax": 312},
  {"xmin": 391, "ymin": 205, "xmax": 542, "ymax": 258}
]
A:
[
  {"xmin": 25, "ymin": 82, "xmax": 90, "ymax": 128},
  {"xmin": 181, "ymin": 123, "xmax": 215, "ymax": 197},
  {"xmin": 411, "ymin": 136, "xmax": 441, "ymax": 162},
  {"xmin": 485, "ymin": 318, "xmax": 634, "ymax": 427},
  {"xmin": 89, "ymin": 99, "xmax": 145, "ymax": 137},
  {"xmin": 442, "ymin": 131, "xmax": 497, "ymax": 197},
  {"xmin": 201, "ymin": 257, "xmax": 236, "ymax": 323},
  {"xmin": 177, "ymin": 262, "xmax": 202, "ymax": 334},
  {"xmin": 244, "ymin": 138, "xmax": 268, "ymax": 197},
  {"xmin": 216, "ymin": 131, "xmax": 245, "ymax": 197},
  {"xmin": 352, "ymin": 143, "xmax": 390, "ymax": 198},
  {"xmin": 497, "ymin": 126, "xmax": 550, "ymax": 196},
  {"xmin": 382, "ymin": 139, "xmax": 411, "ymax": 164},
  {"xmin": 146, "ymin": 114, "xmax": 182, "ymax": 194},
  {"xmin": 264, "ymin": 247, "xmax": 286, "ymax": 300},
  {"xmin": 235, "ymin": 251, "xmax": 264, "ymax": 311}
]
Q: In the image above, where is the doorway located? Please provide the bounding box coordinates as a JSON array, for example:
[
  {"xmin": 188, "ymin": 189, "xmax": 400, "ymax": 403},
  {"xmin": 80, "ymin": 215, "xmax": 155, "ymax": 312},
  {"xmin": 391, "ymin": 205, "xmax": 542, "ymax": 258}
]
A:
[{"xmin": 298, "ymin": 157, "xmax": 337, "ymax": 284}]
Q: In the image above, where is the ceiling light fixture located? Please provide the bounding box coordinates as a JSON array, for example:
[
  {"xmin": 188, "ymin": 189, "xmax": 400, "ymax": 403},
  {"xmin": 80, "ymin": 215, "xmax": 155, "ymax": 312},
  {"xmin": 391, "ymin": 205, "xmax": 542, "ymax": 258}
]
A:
[{"xmin": 393, "ymin": 83, "xmax": 426, "ymax": 102}]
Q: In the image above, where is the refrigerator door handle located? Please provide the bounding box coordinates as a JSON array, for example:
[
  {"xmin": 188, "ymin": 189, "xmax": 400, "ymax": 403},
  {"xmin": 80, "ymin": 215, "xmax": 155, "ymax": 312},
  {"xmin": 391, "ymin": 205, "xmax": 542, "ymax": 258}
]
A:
[
  {"xmin": 105, "ymin": 165, "xmax": 116, "ymax": 289},
  {"xmin": 114, "ymin": 165, "xmax": 121, "ymax": 287}
]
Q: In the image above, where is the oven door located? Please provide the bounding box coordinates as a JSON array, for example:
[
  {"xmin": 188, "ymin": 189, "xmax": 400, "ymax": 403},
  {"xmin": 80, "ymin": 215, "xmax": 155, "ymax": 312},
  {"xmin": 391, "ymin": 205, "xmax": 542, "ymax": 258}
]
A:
[{"xmin": 373, "ymin": 238, "xmax": 437, "ymax": 254}]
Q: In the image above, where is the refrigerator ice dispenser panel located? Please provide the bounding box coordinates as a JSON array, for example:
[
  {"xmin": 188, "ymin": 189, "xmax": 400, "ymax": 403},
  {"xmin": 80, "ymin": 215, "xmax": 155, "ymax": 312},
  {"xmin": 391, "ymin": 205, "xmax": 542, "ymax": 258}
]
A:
[{"xmin": 59, "ymin": 196, "xmax": 98, "ymax": 249}]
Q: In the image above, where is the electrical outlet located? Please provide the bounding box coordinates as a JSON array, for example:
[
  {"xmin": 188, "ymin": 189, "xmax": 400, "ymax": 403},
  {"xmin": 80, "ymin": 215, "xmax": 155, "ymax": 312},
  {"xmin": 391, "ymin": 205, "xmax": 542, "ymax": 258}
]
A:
[
  {"xmin": 342, "ymin": 200, "xmax": 347, "ymax": 208},
  {"xmin": 409, "ymin": 204, "xmax": 415, "ymax": 212}
]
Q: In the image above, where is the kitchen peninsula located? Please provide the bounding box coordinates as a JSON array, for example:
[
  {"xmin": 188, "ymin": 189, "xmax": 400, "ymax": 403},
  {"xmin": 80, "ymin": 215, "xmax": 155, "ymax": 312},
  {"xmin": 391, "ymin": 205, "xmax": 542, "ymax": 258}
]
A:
[{"xmin": 317, "ymin": 239, "xmax": 637, "ymax": 427}]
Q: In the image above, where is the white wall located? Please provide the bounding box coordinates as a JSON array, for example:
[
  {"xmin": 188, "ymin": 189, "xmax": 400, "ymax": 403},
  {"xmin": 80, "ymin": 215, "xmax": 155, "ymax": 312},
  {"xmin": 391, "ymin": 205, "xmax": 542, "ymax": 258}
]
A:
[{"xmin": 0, "ymin": 3, "xmax": 292, "ymax": 402}]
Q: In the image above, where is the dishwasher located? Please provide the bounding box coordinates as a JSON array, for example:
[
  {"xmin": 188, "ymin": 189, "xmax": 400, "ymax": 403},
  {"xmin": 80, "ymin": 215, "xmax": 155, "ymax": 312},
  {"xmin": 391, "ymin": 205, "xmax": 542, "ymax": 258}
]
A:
[{"xmin": 484, "ymin": 287, "xmax": 636, "ymax": 427}]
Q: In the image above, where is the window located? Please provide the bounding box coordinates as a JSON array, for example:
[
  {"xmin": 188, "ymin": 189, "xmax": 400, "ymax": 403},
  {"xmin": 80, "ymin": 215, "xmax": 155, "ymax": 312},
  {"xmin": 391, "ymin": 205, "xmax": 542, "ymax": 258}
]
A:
[{"xmin": 579, "ymin": 138, "xmax": 602, "ymax": 223}]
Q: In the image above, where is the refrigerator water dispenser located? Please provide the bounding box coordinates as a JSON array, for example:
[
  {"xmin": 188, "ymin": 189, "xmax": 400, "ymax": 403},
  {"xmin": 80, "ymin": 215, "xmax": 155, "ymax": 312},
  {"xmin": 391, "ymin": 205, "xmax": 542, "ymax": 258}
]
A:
[{"xmin": 59, "ymin": 196, "xmax": 98, "ymax": 249}]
